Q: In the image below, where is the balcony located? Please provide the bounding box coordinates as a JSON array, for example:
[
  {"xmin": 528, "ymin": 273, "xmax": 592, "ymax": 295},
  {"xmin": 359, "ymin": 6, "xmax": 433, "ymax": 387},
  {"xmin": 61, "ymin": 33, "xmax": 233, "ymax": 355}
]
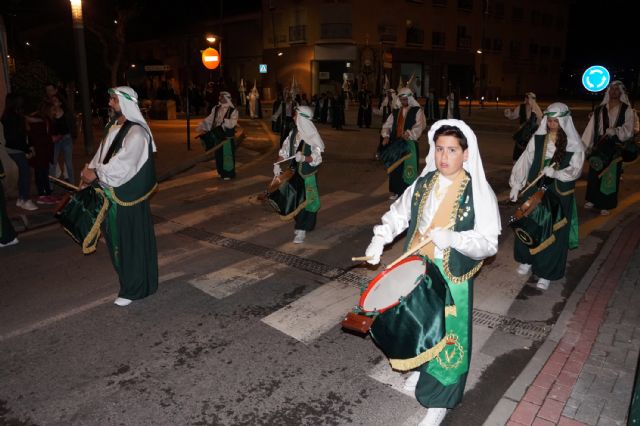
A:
[
  {"xmin": 320, "ymin": 23, "xmax": 352, "ymax": 40},
  {"xmin": 379, "ymin": 24, "xmax": 397, "ymax": 44},
  {"xmin": 289, "ymin": 25, "xmax": 306, "ymax": 44}
]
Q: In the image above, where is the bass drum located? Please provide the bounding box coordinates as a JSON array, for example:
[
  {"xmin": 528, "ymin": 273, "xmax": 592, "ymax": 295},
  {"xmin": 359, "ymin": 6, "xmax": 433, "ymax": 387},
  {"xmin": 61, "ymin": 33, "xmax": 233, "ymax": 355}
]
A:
[
  {"xmin": 266, "ymin": 169, "xmax": 306, "ymax": 217},
  {"xmin": 509, "ymin": 187, "xmax": 566, "ymax": 251}
]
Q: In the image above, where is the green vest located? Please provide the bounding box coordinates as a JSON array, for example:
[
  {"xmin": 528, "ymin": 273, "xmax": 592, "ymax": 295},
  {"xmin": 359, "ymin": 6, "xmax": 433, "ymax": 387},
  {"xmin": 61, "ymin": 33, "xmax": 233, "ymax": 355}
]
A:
[
  {"xmin": 288, "ymin": 127, "xmax": 318, "ymax": 177},
  {"xmin": 103, "ymin": 121, "xmax": 157, "ymax": 206},
  {"xmin": 391, "ymin": 107, "xmax": 420, "ymax": 141},
  {"xmin": 404, "ymin": 170, "xmax": 483, "ymax": 283},
  {"xmin": 527, "ymin": 135, "xmax": 575, "ymax": 197}
]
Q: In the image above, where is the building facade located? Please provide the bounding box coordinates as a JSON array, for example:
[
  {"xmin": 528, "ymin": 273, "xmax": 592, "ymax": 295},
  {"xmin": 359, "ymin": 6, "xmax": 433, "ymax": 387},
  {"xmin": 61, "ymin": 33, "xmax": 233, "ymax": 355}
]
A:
[{"xmin": 262, "ymin": 0, "xmax": 569, "ymax": 100}]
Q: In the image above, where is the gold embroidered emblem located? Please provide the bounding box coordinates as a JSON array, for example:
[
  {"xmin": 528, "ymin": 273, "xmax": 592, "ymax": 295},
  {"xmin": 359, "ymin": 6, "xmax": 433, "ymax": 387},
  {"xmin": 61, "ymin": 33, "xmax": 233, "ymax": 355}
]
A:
[{"xmin": 436, "ymin": 333, "xmax": 464, "ymax": 370}]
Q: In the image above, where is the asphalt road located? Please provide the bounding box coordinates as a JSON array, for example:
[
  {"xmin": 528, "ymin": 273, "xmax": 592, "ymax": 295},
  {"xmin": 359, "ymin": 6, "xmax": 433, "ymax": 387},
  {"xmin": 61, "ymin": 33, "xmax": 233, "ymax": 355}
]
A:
[{"xmin": 1, "ymin": 103, "xmax": 638, "ymax": 425}]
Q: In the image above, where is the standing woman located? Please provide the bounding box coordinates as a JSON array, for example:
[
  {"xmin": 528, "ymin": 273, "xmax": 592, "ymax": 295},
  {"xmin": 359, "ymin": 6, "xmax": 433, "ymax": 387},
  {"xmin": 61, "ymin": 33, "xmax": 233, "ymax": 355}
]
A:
[
  {"xmin": 49, "ymin": 94, "xmax": 76, "ymax": 184},
  {"xmin": 2, "ymin": 93, "xmax": 37, "ymax": 211},
  {"xmin": 509, "ymin": 103, "xmax": 585, "ymax": 290},
  {"xmin": 26, "ymin": 100, "xmax": 56, "ymax": 204}
]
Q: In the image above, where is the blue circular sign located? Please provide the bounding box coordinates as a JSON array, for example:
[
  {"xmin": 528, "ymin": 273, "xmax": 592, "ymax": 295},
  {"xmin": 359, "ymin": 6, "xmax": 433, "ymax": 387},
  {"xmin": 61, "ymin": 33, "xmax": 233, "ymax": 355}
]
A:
[{"xmin": 582, "ymin": 65, "xmax": 610, "ymax": 92}]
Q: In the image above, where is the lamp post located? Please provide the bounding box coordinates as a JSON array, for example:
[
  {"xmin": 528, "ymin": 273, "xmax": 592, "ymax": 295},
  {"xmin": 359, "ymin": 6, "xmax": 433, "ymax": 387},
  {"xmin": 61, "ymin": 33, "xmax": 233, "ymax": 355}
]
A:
[{"xmin": 69, "ymin": 0, "xmax": 95, "ymax": 154}]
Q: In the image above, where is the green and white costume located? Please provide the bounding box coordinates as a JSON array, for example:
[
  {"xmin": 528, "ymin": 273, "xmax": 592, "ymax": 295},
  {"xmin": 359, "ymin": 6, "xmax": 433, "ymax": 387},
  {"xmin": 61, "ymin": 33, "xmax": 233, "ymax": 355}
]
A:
[
  {"xmin": 197, "ymin": 92, "xmax": 238, "ymax": 179},
  {"xmin": 368, "ymin": 119, "xmax": 501, "ymax": 409},
  {"xmin": 278, "ymin": 106, "xmax": 323, "ymax": 232},
  {"xmin": 89, "ymin": 87, "xmax": 158, "ymax": 301},
  {"xmin": 510, "ymin": 103, "xmax": 585, "ymax": 281}
]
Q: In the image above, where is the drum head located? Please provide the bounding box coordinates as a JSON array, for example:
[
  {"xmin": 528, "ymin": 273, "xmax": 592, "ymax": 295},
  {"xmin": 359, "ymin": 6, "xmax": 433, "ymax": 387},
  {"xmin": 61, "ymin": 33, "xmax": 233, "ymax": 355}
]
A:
[{"xmin": 359, "ymin": 256, "xmax": 426, "ymax": 313}]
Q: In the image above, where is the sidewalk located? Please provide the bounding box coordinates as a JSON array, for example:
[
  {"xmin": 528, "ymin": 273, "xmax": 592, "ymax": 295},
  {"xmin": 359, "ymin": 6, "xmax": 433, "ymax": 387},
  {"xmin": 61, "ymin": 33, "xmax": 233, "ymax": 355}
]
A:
[{"xmin": 486, "ymin": 212, "xmax": 640, "ymax": 426}]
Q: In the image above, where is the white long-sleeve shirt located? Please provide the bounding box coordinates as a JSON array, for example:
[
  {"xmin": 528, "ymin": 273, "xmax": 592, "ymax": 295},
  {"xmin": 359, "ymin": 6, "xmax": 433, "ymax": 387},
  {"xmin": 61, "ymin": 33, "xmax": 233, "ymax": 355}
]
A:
[
  {"xmin": 581, "ymin": 103, "xmax": 635, "ymax": 149},
  {"xmin": 509, "ymin": 136, "xmax": 585, "ymax": 190},
  {"xmin": 373, "ymin": 174, "xmax": 498, "ymax": 261},
  {"xmin": 380, "ymin": 106, "xmax": 426, "ymax": 141},
  {"xmin": 196, "ymin": 104, "xmax": 238, "ymax": 134},
  {"xmin": 279, "ymin": 130, "xmax": 322, "ymax": 167},
  {"xmin": 89, "ymin": 123, "xmax": 151, "ymax": 188}
]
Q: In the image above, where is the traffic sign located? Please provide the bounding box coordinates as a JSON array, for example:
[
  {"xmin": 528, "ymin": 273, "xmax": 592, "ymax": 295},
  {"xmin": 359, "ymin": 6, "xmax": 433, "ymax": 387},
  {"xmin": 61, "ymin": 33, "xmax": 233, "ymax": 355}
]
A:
[
  {"xmin": 202, "ymin": 48, "xmax": 220, "ymax": 70},
  {"xmin": 259, "ymin": 64, "xmax": 268, "ymax": 74},
  {"xmin": 582, "ymin": 65, "xmax": 610, "ymax": 92}
]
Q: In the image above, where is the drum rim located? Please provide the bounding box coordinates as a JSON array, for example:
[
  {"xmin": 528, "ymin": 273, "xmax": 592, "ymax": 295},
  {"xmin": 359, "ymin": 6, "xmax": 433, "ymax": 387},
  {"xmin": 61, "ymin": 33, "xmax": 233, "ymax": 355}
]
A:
[{"xmin": 358, "ymin": 255, "xmax": 426, "ymax": 314}]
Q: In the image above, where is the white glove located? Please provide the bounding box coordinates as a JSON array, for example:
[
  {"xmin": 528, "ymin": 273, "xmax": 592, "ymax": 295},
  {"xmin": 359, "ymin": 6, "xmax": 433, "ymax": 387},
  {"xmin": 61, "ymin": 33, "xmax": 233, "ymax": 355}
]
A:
[
  {"xmin": 543, "ymin": 166, "xmax": 556, "ymax": 178},
  {"xmin": 295, "ymin": 152, "xmax": 305, "ymax": 162},
  {"xmin": 273, "ymin": 164, "xmax": 282, "ymax": 176},
  {"xmin": 428, "ymin": 227, "xmax": 457, "ymax": 250},
  {"xmin": 510, "ymin": 186, "xmax": 520, "ymax": 202},
  {"xmin": 365, "ymin": 236, "xmax": 385, "ymax": 265},
  {"xmin": 605, "ymin": 128, "xmax": 616, "ymax": 137}
]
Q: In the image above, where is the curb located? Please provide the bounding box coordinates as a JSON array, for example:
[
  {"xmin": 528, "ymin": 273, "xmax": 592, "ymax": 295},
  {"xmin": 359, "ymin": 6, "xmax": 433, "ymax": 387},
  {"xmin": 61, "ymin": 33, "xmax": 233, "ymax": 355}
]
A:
[{"xmin": 483, "ymin": 208, "xmax": 640, "ymax": 425}]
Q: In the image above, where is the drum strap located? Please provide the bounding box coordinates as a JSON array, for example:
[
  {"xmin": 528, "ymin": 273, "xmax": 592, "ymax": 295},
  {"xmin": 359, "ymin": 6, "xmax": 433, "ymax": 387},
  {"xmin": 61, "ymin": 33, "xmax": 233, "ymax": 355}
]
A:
[
  {"xmin": 412, "ymin": 171, "xmax": 466, "ymax": 260},
  {"xmin": 102, "ymin": 121, "xmax": 138, "ymax": 164}
]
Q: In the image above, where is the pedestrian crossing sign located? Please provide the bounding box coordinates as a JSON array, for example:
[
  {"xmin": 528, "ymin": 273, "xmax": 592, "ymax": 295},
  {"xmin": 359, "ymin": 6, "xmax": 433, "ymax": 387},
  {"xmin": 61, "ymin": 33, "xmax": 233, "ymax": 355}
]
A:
[{"xmin": 259, "ymin": 64, "xmax": 268, "ymax": 74}]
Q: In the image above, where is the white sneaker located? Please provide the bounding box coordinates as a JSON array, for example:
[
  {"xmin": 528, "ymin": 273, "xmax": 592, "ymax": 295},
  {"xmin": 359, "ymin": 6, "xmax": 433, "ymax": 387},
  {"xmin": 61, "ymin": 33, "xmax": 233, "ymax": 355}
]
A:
[
  {"xmin": 19, "ymin": 199, "xmax": 39, "ymax": 211},
  {"xmin": 537, "ymin": 278, "xmax": 551, "ymax": 290},
  {"xmin": 584, "ymin": 201, "xmax": 594, "ymax": 209},
  {"xmin": 0, "ymin": 237, "xmax": 19, "ymax": 248},
  {"xmin": 403, "ymin": 371, "xmax": 420, "ymax": 391},
  {"xmin": 293, "ymin": 230, "xmax": 306, "ymax": 244},
  {"xmin": 114, "ymin": 297, "xmax": 132, "ymax": 306},
  {"xmin": 418, "ymin": 407, "xmax": 447, "ymax": 426},
  {"xmin": 600, "ymin": 209, "xmax": 610, "ymax": 216},
  {"xmin": 517, "ymin": 263, "xmax": 532, "ymax": 275}
]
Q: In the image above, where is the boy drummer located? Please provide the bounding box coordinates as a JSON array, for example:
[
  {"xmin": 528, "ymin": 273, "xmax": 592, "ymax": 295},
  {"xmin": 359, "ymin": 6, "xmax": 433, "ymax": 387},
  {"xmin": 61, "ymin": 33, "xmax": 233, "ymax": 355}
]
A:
[{"xmin": 365, "ymin": 120, "xmax": 501, "ymax": 426}]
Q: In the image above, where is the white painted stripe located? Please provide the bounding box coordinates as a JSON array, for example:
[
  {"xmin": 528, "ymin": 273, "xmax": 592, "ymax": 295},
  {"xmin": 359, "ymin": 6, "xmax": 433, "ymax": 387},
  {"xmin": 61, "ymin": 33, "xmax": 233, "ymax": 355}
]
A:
[
  {"xmin": 188, "ymin": 257, "xmax": 284, "ymax": 299},
  {"xmin": 261, "ymin": 280, "xmax": 360, "ymax": 343},
  {"xmin": 367, "ymin": 359, "xmax": 416, "ymax": 398}
]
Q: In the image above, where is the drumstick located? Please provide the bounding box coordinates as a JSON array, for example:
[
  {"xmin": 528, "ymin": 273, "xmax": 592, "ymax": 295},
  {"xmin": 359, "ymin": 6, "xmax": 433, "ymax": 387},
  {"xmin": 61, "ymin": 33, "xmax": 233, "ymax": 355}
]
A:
[
  {"xmin": 274, "ymin": 155, "xmax": 296, "ymax": 165},
  {"xmin": 518, "ymin": 162, "xmax": 557, "ymax": 198},
  {"xmin": 49, "ymin": 175, "xmax": 79, "ymax": 192},
  {"xmin": 351, "ymin": 256, "xmax": 372, "ymax": 262},
  {"xmin": 385, "ymin": 220, "xmax": 456, "ymax": 270}
]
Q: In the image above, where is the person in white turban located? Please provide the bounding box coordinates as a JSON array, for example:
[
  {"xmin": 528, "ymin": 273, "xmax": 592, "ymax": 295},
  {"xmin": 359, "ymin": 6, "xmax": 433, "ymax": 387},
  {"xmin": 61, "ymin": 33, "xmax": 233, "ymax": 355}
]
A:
[
  {"xmin": 365, "ymin": 119, "xmax": 501, "ymax": 426},
  {"xmin": 196, "ymin": 91, "xmax": 239, "ymax": 180},
  {"xmin": 248, "ymin": 83, "xmax": 261, "ymax": 119},
  {"xmin": 509, "ymin": 102, "xmax": 585, "ymax": 290},
  {"xmin": 442, "ymin": 90, "xmax": 460, "ymax": 119},
  {"xmin": 582, "ymin": 80, "xmax": 635, "ymax": 215},
  {"xmin": 82, "ymin": 86, "xmax": 158, "ymax": 307},
  {"xmin": 380, "ymin": 87, "xmax": 426, "ymax": 199},
  {"xmin": 504, "ymin": 92, "xmax": 543, "ymax": 162},
  {"xmin": 274, "ymin": 106, "xmax": 324, "ymax": 244}
]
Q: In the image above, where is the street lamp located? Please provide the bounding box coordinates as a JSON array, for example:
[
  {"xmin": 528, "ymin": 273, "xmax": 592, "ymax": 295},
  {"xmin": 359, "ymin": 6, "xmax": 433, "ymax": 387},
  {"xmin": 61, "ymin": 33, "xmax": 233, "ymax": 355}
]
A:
[{"xmin": 69, "ymin": 0, "xmax": 95, "ymax": 154}]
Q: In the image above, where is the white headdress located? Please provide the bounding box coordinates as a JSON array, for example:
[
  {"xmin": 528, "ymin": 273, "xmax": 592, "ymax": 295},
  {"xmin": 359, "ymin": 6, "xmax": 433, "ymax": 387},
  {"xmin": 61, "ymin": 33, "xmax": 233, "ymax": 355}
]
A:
[
  {"xmin": 109, "ymin": 86, "xmax": 156, "ymax": 152},
  {"xmin": 600, "ymin": 80, "xmax": 631, "ymax": 106},
  {"xmin": 525, "ymin": 92, "xmax": 543, "ymax": 121},
  {"xmin": 422, "ymin": 119, "xmax": 502, "ymax": 235},
  {"xmin": 380, "ymin": 88, "xmax": 398, "ymax": 109},
  {"xmin": 534, "ymin": 102, "xmax": 584, "ymax": 153},
  {"xmin": 295, "ymin": 105, "xmax": 324, "ymax": 152},
  {"xmin": 397, "ymin": 87, "xmax": 420, "ymax": 108},
  {"xmin": 219, "ymin": 91, "xmax": 235, "ymax": 108}
]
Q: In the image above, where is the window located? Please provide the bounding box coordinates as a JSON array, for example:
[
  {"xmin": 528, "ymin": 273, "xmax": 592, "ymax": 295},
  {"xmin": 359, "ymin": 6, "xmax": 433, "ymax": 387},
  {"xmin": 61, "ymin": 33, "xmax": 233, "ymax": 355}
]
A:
[
  {"xmin": 529, "ymin": 43, "xmax": 539, "ymax": 55},
  {"xmin": 406, "ymin": 27, "xmax": 425, "ymax": 46},
  {"xmin": 432, "ymin": 31, "xmax": 446, "ymax": 48},
  {"xmin": 432, "ymin": 0, "xmax": 447, "ymax": 6},
  {"xmin": 492, "ymin": 38, "xmax": 502, "ymax": 52},
  {"xmin": 540, "ymin": 45, "xmax": 550, "ymax": 57},
  {"xmin": 457, "ymin": 26, "xmax": 471, "ymax": 49},
  {"xmin": 458, "ymin": 0, "xmax": 472, "ymax": 11},
  {"xmin": 531, "ymin": 10, "xmax": 541, "ymax": 26},
  {"xmin": 512, "ymin": 7, "xmax": 524, "ymax": 22}
]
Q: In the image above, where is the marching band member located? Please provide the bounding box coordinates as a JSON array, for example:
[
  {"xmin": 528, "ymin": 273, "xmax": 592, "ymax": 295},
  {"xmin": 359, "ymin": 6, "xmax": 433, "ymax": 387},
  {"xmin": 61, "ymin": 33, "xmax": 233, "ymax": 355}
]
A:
[
  {"xmin": 274, "ymin": 106, "xmax": 324, "ymax": 244},
  {"xmin": 81, "ymin": 87, "xmax": 158, "ymax": 307},
  {"xmin": 504, "ymin": 92, "xmax": 543, "ymax": 162},
  {"xmin": 366, "ymin": 119, "xmax": 501, "ymax": 426},
  {"xmin": 582, "ymin": 81, "xmax": 635, "ymax": 215},
  {"xmin": 380, "ymin": 87, "xmax": 426, "ymax": 200},
  {"xmin": 196, "ymin": 91, "xmax": 238, "ymax": 180},
  {"xmin": 509, "ymin": 102, "xmax": 585, "ymax": 290}
]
